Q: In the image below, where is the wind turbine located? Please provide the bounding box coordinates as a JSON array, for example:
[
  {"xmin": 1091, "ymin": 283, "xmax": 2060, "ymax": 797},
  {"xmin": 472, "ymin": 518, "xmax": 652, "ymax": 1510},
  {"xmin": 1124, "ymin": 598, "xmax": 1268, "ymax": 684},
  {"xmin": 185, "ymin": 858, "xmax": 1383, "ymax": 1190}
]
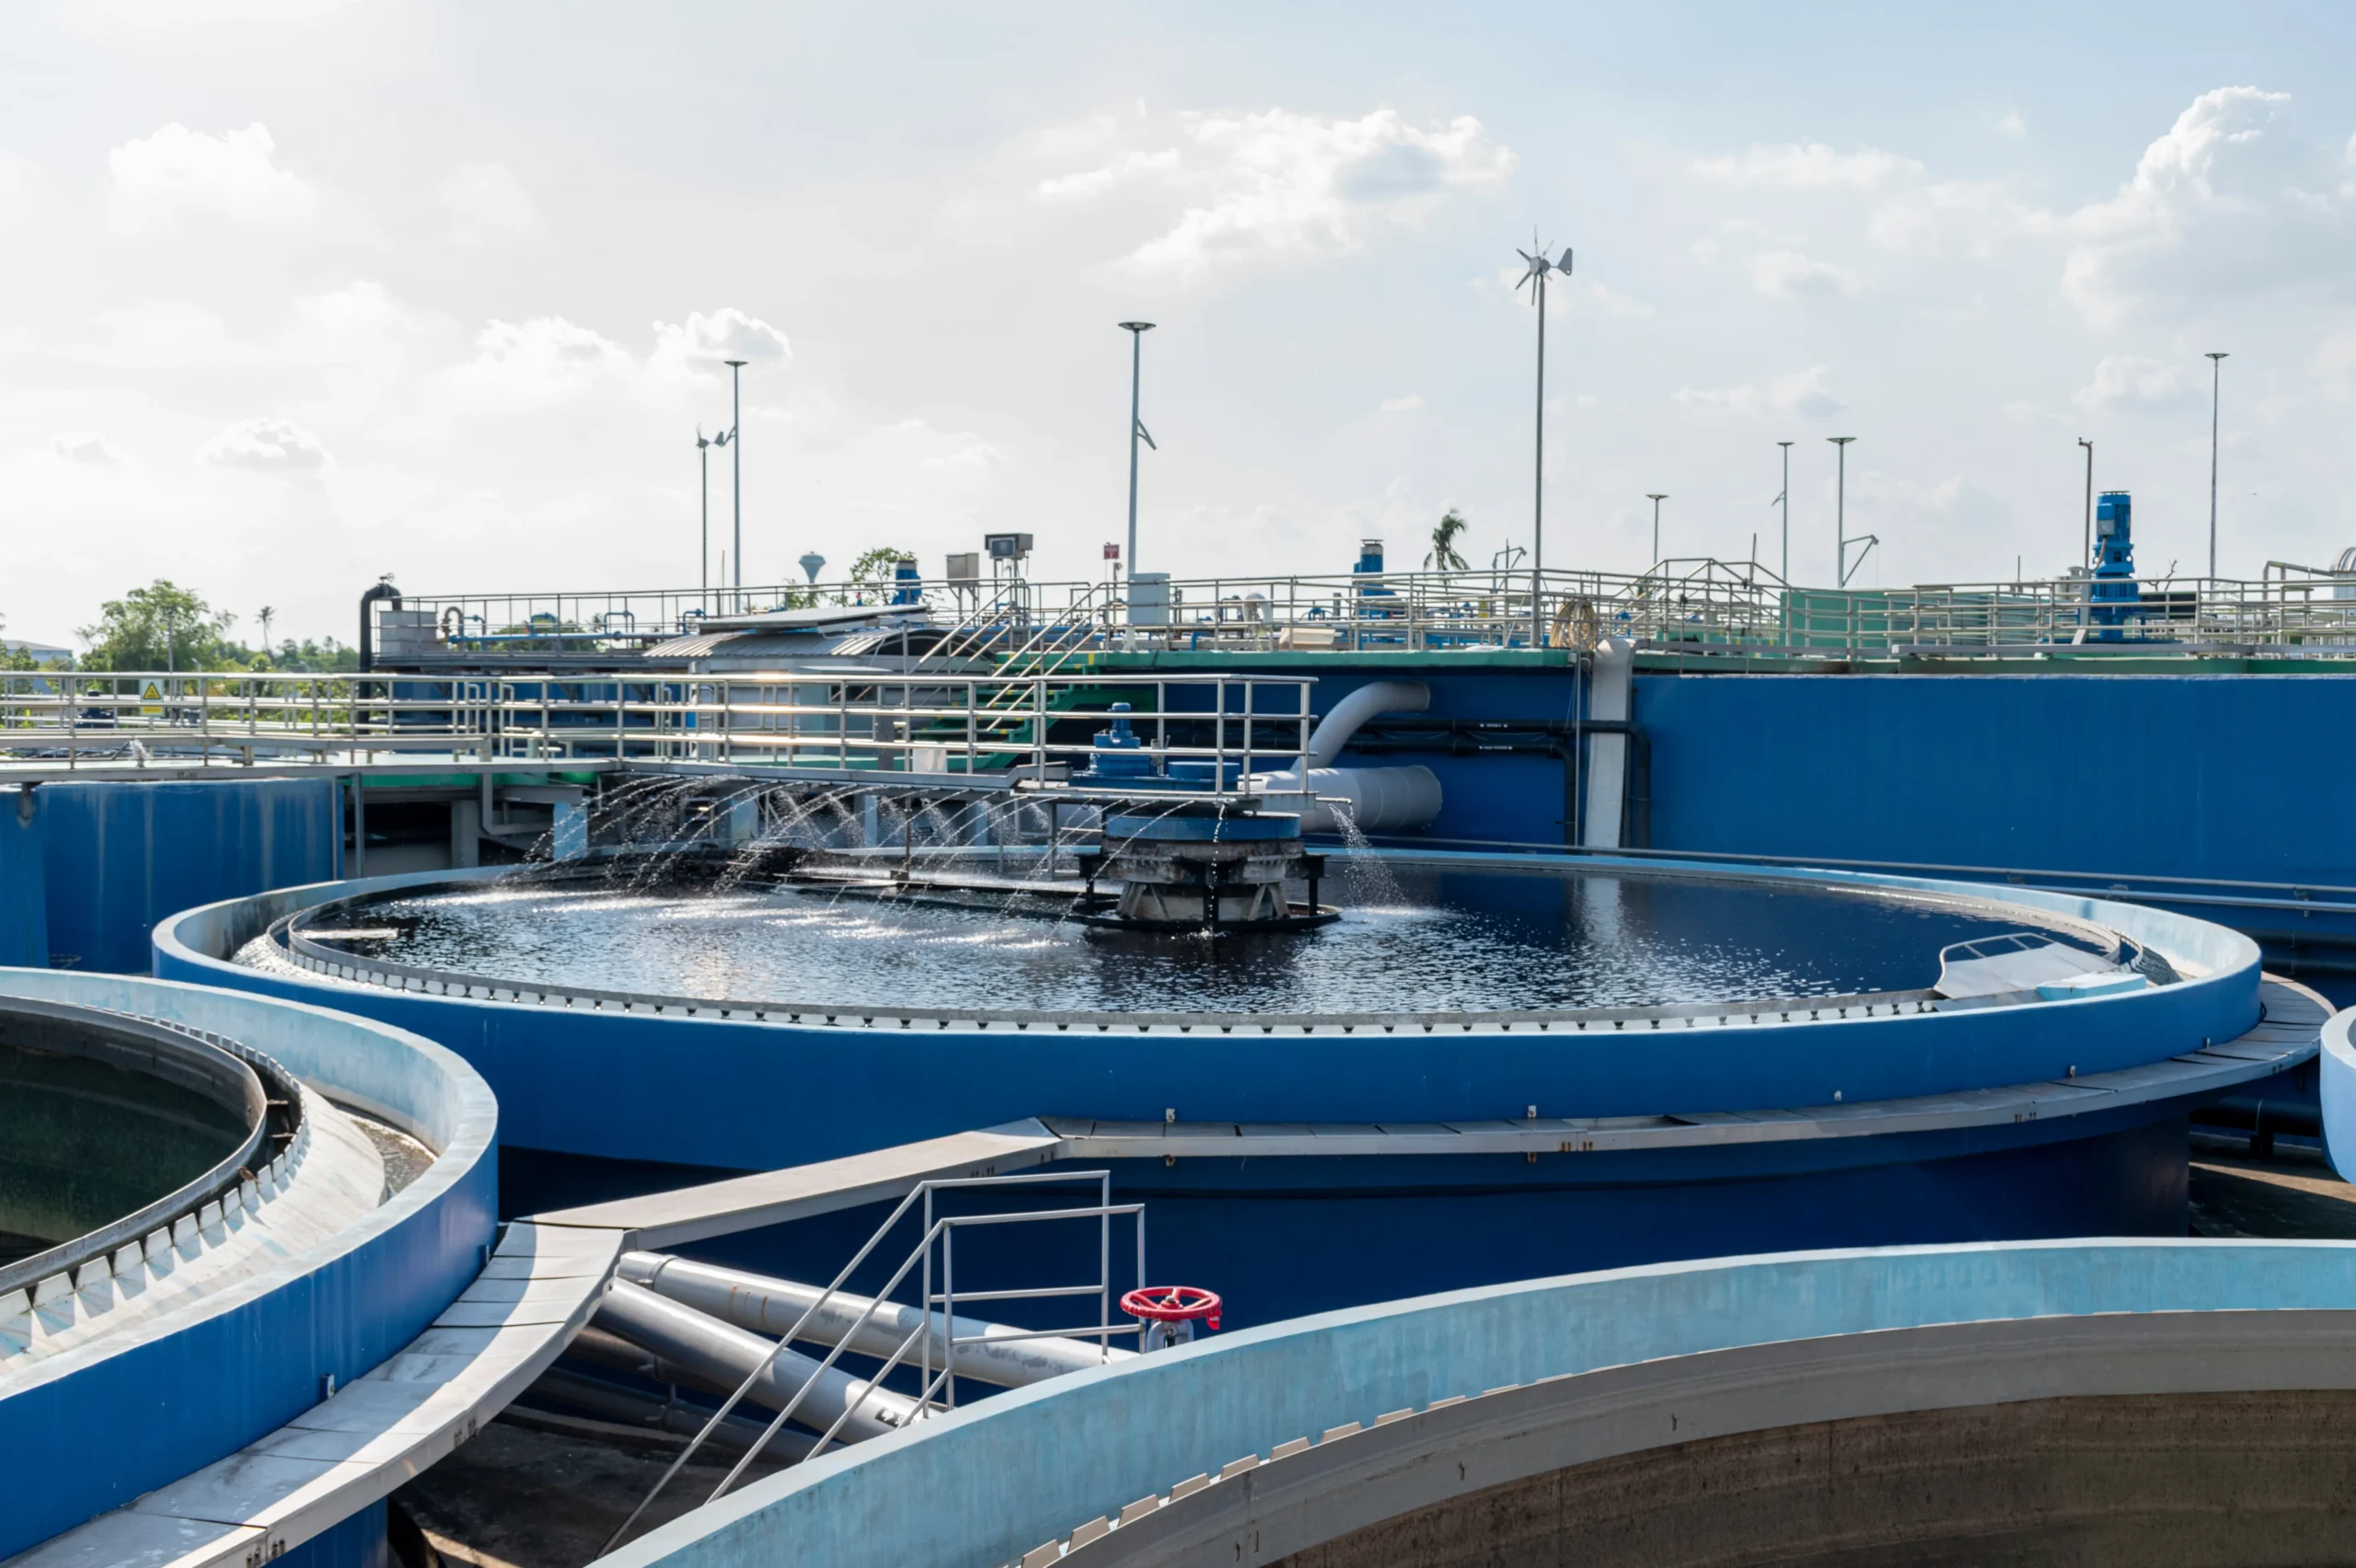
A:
[{"xmin": 1514, "ymin": 238, "xmax": 1572, "ymax": 648}]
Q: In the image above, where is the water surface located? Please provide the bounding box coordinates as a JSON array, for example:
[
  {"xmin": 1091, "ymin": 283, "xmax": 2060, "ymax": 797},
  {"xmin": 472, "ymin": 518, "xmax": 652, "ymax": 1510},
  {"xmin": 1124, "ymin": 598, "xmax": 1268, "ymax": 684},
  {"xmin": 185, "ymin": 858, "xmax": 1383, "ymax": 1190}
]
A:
[{"xmin": 295, "ymin": 862, "xmax": 2081, "ymax": 1017}]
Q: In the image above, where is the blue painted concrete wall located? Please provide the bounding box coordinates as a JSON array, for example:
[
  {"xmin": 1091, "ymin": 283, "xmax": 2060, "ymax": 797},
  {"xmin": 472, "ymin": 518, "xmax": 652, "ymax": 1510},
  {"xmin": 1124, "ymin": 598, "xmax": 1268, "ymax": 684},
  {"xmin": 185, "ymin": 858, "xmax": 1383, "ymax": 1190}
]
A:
[
  {"xmin": 41, "ymin": 777, "xmax": 341, "ymax": 973},
  {"xmin": 665, "ymin": 1109, "xmax": 2189, "ymax": 1332},
  {"xmin": 0, "ymin": 971, "xmax": 495, "ymax": 1560},
  {"xmin": 0, "ymin": 786, "xmax": 46, "ymax": 967},
  {"xmin": 1634, "ymin": 673, "xmax": 2356, "ymax": 886}
]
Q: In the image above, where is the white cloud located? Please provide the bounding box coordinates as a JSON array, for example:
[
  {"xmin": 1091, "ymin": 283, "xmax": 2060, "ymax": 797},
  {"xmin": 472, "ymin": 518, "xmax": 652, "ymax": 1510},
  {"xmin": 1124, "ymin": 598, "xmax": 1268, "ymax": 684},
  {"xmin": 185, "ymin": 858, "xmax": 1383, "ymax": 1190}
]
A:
[
  {"xmin": 1997, "ymin": 110, "xmax": 2028, "ymax": 138},
  {"xmin": 1673, "ymin": 365, "xmax": 1846, "ymax": 420},
  {"xmin": 107, "ymin": 122, "xmax": 318, "ymax": 234},
  {"xmin": 440, "ymin": 162, "xmax": 539, "ymax": 247},
  {"xmin": 2073, "ymin": 354, "xmax": 2208, "ymax": 412},
  {"xmin": 1041, "ymin": 108, "xmax": 1514, "ymax": 279},
  {"xmin": 647, "ymin": 307, "xmax": 791, "ymax": 385},
  {"xmin": 448, "ymin": 317, "xmax": 634, "ymax": 410},
  {"xmin": 199, "ymin": 417, "xmax": 328, "ymax": 469},
  {"xmin": 437, "ymin": 306, "xmax": 789, "ymax": 415},
  {"xmin": 284, "ymin": 280, "xmax": 424, "ymax": 362},
  {"xmin": 1851, "ymin": 472, "xmax": 2009, "ymax": 543},
  {"xmin": 2062, "ymin": 86, "xmax": 2356, "ymax": 324},
  {"xmin": 1748, "ymin": 250, "xmax": 1863, "ymax": 299},
  {"xmin": 1587, "ymin": 281, "xmax": 1653, "ymax": 317},
  {"xmin": 87, "ymin": 0, "xmax": 359, "ymax": 24},
  {"xmin": 96, "ymin": 301, "xmax": 245, "ymax": 367},
  {"xmin": 1692, "ymin": 143, "xmax": 1923, "ymax": 190},
  {"xmin": 49, "ymin": 432, "xmax": 130, "ymax": 467},
  {"xmin": 1036, "ymin": 149, "xmax": 1179, "ymax": 201},
  {"xmin": 2316, "ymin": 329, "xmax": 2356, "ymax": 398},
  {"xmin": 1377, "ymin": 393, "xmax": 1424, "ymax": 413}
]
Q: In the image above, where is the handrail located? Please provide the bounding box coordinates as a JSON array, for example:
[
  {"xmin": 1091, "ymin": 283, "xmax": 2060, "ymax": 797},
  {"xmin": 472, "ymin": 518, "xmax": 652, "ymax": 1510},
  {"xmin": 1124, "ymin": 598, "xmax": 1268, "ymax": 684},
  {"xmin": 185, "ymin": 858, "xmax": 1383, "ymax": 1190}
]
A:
[
  {"xmin": 602, "ymin": 1170, "xmax": 1142, "ymax": 1557},
  {"xmin": 375, "ymin": 559, "xmax": 2356, "ymax": 663},
  {"xmin": 0, "ymin": 669, "xmax": 1318, "ymax": 786}
]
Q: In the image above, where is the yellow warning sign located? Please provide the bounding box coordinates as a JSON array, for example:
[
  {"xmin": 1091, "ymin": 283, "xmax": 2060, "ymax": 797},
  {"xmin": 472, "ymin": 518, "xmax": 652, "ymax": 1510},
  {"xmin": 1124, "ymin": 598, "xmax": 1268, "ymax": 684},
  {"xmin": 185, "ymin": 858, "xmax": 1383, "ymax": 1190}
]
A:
[{"xmin": 140, "ymin": 680, "xmax": 164, "ymax": 716}]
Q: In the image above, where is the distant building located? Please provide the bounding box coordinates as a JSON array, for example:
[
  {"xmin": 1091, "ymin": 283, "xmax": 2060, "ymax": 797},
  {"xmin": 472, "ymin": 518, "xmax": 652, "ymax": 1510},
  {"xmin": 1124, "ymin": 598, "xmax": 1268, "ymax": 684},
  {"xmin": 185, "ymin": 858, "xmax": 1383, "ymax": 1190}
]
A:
[{"xmin": 2, "ymin": 640, "xmax": 73, "ymax": 666}]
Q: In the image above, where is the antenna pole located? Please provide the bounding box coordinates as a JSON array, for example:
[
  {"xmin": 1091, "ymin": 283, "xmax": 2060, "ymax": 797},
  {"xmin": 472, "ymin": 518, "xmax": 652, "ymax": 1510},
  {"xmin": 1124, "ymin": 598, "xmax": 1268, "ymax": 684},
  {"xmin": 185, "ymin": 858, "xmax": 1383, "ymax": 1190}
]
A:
[
  {"xmin": 2206, "ymin": 352, "xmax": 2228, "ymax": 581},
  {"xmin": 1777, "ymin": 442, "xmax": 1793, "ymax": 584},
  {"xmin": 1829, "ymin": 436, "xmax": 1856, "ymax": 587},
  {"xmin": 724, "ymin": 359, "xmax": 748, "ymax": 608},
  {"xmin": 2076, "ymin": 437, "xmax": 2094, "ymax": 570},
  {"xmin": 1119, "ymin": 322, "xmax": 1156, "ymax": 590}
]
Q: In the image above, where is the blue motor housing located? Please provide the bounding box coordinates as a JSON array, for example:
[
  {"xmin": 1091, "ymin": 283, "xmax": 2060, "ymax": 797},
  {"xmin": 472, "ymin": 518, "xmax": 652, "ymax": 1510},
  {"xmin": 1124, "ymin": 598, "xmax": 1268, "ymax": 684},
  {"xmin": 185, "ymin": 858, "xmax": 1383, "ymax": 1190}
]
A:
[
  {"xmin": 2089, "ymin": 490, "xmax": 2139, "ymax": 640},
  {"xmin": 1079, "ymin": 701, "xmax": 1160, "ymax": 782}
]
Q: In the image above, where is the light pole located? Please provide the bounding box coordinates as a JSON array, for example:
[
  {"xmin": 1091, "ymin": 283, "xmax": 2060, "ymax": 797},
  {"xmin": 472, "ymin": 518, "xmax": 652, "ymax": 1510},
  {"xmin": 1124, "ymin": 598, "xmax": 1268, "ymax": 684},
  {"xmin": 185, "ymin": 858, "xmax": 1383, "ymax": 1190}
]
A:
[
  {"xmin": 2205, "ymin": 352, "xmax": 2228, "ymax": 580},
  {"xmin": 1775, "ymin": 442, "xmax": 1793, "ymax": 583},
  {"xmin": 1515, "ymin": 241, "xmax": 1572, "ymax": 647},
  {"xmin": 696, "ymin": 427, "xmax": 713, "ymax": 598},
  {"xmin": 1829, "ymin": 436, "xmax": 1871, "ymax": 587},
  {"xmin": 724, "ymin": 358, "xmax": 747, "ymax": 605},
  {"xmin": 2076, "ymin": 437, "xmax": 2094, "ymax": 570},
  {"xmin": 1646, "ymin": 494, "xmax": 1668, "ymax": 567},
  {"xmin": 1118, "ymin": 323, "xmax": 1156, "ymax": 582}
]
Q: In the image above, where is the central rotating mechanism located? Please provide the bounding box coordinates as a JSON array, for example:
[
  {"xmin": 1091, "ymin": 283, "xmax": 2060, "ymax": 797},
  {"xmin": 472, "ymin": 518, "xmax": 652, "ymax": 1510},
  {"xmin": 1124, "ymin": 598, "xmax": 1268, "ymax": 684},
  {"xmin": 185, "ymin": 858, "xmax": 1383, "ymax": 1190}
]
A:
[{"xmin": 1076, "ymin": 803, "xmax": 1332, "ymax": 933}]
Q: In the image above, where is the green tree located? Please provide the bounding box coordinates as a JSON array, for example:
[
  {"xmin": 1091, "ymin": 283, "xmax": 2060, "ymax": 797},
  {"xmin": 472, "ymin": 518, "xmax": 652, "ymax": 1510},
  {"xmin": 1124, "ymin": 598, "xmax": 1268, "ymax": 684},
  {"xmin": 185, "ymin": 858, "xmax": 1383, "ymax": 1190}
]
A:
[
  {"xmin": 1426, "ymin": 510, "xmax": 1470, "ymax": 571},
  {"xmin": 839, "ymin": 547, "xmax": 915, "ymax": 605},
  {"xmin": 269, "ymin": 637, "xmax": 361, "ymax": 673},
  {"xmin": 77, "ymin": 581, "xmax": 242, "ymax": 671}
]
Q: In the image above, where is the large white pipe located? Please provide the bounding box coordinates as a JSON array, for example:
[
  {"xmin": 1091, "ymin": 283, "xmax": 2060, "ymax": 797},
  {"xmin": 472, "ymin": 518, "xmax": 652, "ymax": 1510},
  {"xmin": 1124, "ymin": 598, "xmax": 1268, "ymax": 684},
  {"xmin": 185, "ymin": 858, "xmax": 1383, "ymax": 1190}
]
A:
[
  {"xmin": 619, "ymin": 1252, "xmax": 1128, "ymax": 1388},
  {"xmin": 1299, "ymin": 679, "xmax": 1430, "ymax": 770},
  {"xmin": 1287, "ymin": 765, "xmax": 1443, "ymax": 834},
  {"xmin": 1252, "ymin": 679, "xmax": 1441, "ymax": 834},
  {"xmin": 592, "ymin": 1279, "xmax": 917, "ymax": 1440}
]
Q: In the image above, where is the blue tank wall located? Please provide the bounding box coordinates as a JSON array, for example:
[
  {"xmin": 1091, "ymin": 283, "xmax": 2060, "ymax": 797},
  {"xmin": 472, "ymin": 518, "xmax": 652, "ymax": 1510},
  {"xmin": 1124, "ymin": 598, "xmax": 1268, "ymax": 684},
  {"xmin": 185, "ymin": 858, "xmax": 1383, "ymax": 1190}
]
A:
[
  {"xmin": 647, "ymin": 1107, "xmax": 2189, "ymax": 1333},
  {"xmin": 0, "ymin": 971, "xmax": 494, "ymax": 1561},
  {"xmin": 41, "ymin": 777, "xmax": 341, "ymax": 974},
  {"xmin": 1635, "ymin": 673, "xmax": 2356, "ymax": 885},
  {"xmin": 0, "ymin": 787, "xmax": 46, "ymax": 967}
]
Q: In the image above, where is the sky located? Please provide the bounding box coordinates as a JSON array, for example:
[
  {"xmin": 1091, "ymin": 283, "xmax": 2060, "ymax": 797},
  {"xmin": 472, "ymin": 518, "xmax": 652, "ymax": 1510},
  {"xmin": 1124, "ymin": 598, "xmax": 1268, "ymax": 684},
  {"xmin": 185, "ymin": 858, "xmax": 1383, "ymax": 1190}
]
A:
[{"xmin": 5, "ymin": 1, "xmax": 2355, "ymax": 649}]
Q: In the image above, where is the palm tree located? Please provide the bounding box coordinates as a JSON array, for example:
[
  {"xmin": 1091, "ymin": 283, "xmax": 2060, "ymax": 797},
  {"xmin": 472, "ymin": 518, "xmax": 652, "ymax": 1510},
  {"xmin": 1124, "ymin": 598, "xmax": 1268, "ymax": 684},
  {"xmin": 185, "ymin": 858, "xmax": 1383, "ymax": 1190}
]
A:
[{"xmin": 1426, "ymin": 510, "xmax": 1470, "ymax": 571}]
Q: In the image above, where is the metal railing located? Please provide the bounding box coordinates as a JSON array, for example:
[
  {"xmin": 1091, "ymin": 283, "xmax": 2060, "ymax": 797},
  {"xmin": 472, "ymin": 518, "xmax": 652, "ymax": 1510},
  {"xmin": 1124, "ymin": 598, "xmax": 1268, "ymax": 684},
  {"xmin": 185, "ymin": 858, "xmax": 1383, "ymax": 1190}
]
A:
[
  {"xmin": 391, "ymin": 559, "xmax": 1786, "ymax": 661},
  {"xmin": 0, "ymin": 670, "xmax": 1316, "ymax": 786},
  {"xmin": 389, "ymin": 556, "xmax": 2356, "ymax": 663},
  {"xmin": 605, "ymin": 1170, "xmax": 1144, "ymax": 1555}
]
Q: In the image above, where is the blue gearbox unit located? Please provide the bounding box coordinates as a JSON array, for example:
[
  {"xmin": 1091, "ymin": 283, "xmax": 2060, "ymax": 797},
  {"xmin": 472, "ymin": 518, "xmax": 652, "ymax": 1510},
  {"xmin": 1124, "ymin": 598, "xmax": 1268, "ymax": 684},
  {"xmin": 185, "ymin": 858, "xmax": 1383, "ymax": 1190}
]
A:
[{"xmin": 2088, "ymin": 490, "xmax": 2139, "ymax": 640}]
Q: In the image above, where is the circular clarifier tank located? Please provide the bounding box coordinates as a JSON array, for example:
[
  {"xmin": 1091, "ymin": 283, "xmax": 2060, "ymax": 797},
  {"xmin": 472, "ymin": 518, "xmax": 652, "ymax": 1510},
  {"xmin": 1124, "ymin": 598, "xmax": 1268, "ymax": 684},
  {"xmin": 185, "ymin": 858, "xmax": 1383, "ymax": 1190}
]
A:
[
  {"xmin": 167, "ymin": 846, "xmax": 2278, "ymax": 1328},
  {"xmin": 256, "ymin": 860, "xmax": 2113, "ymax": 1021},
  {"xmin": 0, "ymin": 1001, "xmax": 270, "ymax": 1281}
]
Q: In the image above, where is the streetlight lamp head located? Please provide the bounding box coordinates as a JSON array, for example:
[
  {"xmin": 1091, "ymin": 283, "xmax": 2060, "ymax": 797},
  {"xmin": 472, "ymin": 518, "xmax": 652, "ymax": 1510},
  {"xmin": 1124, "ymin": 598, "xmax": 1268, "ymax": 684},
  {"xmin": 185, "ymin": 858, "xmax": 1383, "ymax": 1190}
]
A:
[
  {"xmin": 723, "ymin": 358, "xmax": 748, "ymax": 368},
  {"xmin": 1119, "ymin": 321, "xmax": 1155, "ymax": 334},
  {"xmin": 2206, "ymin": 352, "xmax": 2229, "ymax": 362},
  {"xmin": 1828, "ymin": 436, "xmax": 1855, "ymax": 446}
]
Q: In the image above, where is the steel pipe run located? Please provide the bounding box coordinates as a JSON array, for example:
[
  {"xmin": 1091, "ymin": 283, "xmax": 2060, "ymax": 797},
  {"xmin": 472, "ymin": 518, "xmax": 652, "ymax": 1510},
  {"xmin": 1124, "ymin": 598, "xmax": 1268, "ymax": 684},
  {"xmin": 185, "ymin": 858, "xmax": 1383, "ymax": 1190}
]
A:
[
  {"xmin": 591, "ymin": 1279, "xmax": 918, "ymax": 1441},
  {"xmin": 619, "ymin": 1251, "xmax": 1131, "ymax": 1388}
]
